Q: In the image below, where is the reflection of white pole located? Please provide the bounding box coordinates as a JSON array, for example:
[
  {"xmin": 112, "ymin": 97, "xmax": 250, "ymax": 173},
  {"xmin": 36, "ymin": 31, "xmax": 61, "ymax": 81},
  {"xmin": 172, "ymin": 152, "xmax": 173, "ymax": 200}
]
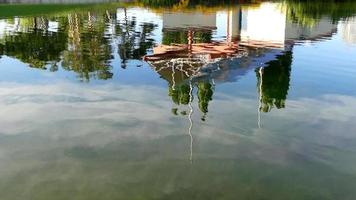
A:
[
  {"xmin": 258, "ymin": 67, "xmax": 263, "ymax": 129},
  {"xmin": 188, "ymin": 80, "xmax": 194, "ymax": 163}
]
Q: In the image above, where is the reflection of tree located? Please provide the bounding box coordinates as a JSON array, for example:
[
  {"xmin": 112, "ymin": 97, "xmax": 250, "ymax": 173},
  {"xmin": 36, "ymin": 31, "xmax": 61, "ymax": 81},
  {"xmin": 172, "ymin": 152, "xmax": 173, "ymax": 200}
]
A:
[
  {"xmin": 0, "ymin": 9, "xmax": 158, "ymax": 81},
  {"xmin": 62, "ymin": 13, "xmax": 113, "ymax": 81},
  {"xmin": 0, "ymin": 14, "xmax": 115, "ymax": 81},
  {"xmin": 197, "ymin": 82, "xmax": 213, "ymax": 121},
  {"xmin": 169, "ymin": 81, "xmax": 214, "ymax": 120},
  {"xmin": 169, "ymin": 83, "xmax": 191, "ymax": 105},
  {"xmin": 117, "ymin": 12, "xmax": 157, "ymax": 68},
  {"xmin": 256, "ymin": 51, "xmax": 292, "ymax": 113},
  {"xmin": 0, "ymin": 17, "xmax": 67, "ymax": 69},
  {"xmin": 285, "ymin": 0, "xmax": 356, "ymax": 26}
]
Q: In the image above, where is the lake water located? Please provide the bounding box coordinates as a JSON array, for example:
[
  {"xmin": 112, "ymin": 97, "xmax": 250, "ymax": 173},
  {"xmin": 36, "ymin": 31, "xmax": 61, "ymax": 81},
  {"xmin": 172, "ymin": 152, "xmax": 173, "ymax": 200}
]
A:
[{"xmin": 0, "ymin": 1, "xmax": 356, "ymax": 199}]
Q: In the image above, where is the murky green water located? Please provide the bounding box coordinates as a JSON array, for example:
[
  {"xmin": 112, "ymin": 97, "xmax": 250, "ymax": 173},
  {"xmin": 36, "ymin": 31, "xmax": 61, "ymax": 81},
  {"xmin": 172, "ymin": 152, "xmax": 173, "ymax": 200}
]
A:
[{"xmin": 0, "ymin": 1, "xmax": 356, "ymax": 199}]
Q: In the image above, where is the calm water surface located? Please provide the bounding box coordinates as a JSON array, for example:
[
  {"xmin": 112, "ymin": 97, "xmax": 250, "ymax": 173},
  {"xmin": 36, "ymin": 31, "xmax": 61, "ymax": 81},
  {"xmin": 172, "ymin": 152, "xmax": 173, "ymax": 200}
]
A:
[{"xmin": 0, "ymin": 1, "xmax": 356, "ymax": 199}]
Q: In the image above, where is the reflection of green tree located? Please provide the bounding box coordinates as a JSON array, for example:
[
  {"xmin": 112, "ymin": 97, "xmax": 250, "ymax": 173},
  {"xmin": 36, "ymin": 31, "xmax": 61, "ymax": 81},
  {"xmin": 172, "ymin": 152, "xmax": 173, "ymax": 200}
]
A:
[
  {"xmin": 62, "ymin": 13, "xmax": 113, "ymax": 81},
  {"xmin": 0, "ymin": 10, "xmax": 157, "ymax": 81},
  {"xmin": 117, "ymin": 12, "xmax": 157, "ymax": 68},
  {"xmin": 169, "ymin": 84, "xmax": 191, "ymax": 105},
  {"xmin": 0, "ymin": 18, "xmax": 67, "ymax": 69},
  {"xmin": 256, "ymin": 51, "xmax": 292, "ymax": 113},
  {"xmin": 0, "ymin": 14, "xmax": 114, "ymax": 81},
  {"xmin": 285, "ymin": 0, "xmax": 356, "ymax": 26},
  {"xmin": 162, "ymin": 30, "xmax": 212, "ymax": 45},
  {"xmin": 197, "ymin": 82, "xmax": 213, "ymax": 121},
  {"xmin": 163, "ymin": 31, "xmax": 188, "ymax": 45},
  {"xmin": 169, "ymin": 81, "xmax": 214, "ymax": 120}
]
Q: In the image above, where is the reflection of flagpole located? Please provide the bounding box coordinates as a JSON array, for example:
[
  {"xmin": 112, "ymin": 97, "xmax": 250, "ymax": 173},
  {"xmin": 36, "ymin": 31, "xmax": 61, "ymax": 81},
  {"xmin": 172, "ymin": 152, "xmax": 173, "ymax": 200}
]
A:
[
  {"xmin": 188, "ymin": 80, "xmax": 194, "ymax": 163},
  {"xmin": 258, "ymin": 67, "xmax": 263, "ymax": 128}
]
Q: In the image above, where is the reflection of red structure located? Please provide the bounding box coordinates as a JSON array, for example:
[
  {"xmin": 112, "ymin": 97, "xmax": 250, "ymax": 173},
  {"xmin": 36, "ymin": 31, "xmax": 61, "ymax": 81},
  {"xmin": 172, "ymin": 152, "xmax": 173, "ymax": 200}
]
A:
[
  {"xmin": 143, "ymin": 9, "xmax": 245, "ymax": 62},
  {"xmin": 143, "ymin": 29, "xmax": 248, "ymax": 85},
  {"xmin": 143, "ymin": 42, "xmax": 244, "ymax": 62},
  {"xmin": 143, "ymin": 30, "xmax": 246, "ymax": 63}
]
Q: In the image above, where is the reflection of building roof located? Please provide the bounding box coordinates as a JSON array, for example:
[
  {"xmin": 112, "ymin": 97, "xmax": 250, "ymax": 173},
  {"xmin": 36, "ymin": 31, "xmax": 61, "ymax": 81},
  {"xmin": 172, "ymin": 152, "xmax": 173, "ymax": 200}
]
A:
[
  {"xmin": 147, "ymin": 58, "xmax": 205, "ymax": 85},
  {"xmin": 209, "ymin": 48, "xmax": 286, "ymax": 83},
  {"xmin": 144, "ymin": 42, "xmax": 246, "ymax": 62},
  {"xmin": 145, "ymin": 41, "xmax": 291, "ymax": 86},
  {"xmin": 144, "ymin": 41, "xmax": 248, "ymax": 84},
  {"xmin": 239, "ymin": 39, "xmax": 287, "ymax": 49}
]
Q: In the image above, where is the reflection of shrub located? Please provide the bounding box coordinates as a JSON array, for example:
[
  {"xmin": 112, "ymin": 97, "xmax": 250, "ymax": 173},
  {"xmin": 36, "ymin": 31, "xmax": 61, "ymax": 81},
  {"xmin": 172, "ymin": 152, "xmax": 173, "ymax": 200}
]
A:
[
  {"xmin": 169, "ymin": 84, "xmax": 191, "ymax": 105},
  {"xmin": 197, "ymin": 82, "xmax": 213, "ymax": 114},
  {"xmin": 162, "ymin": 31, "xmax": 212, "ymax": 45},
  {"xmin": 163, "ymin": 31, "xmax": 188, "ymax": 45},
  {"xmin": 169, "ymin": 81, "xmax": 214, "ymax": 120},
  {"xmin": 0, "ymin": 27, "xmax": 67, "ymax": 68}
]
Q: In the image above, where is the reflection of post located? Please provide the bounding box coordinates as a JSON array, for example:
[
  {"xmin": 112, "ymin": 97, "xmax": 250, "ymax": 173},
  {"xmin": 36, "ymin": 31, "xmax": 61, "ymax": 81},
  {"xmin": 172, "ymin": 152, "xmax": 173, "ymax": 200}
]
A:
[
  {"xmin": 258, "ymin": 67, "xmax": 263, "ymax": 128},
  {"xmin": 226, "ymin": 6, "xmax": 241, "ymax": 44},
  {"xmin": 227, "ymin": 10, "xmax": 231, "ymax": 44},
  {"xmin": 188, "ymin": 30, "xmax": 193, "ymax": 54}
]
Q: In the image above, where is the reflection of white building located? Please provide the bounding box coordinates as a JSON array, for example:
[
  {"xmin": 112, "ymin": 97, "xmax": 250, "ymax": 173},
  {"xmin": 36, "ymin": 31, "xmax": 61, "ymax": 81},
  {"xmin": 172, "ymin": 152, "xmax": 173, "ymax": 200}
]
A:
[
  {"xmin": 340, "ymin": 16, "xmax": 356, "ymax": 45},
  {"xmin": 163, "ymin": 12, "xmax": 216, "ymax": 31},
  {"xmin": 240, "ymin": 3, "xmax": 287, "ymax": 48},
  {"xmin": 239, "ymin": 3, "xmax": 337, "ymax": 49},
  {"xmin": 161, "ymin": 2, "xmax": 338, "ymax": 50},
  {"xmin": 152, "ymin": 2, "xmax": 339, "ymax": 85},
  {"xmin": 285, "ymin": 16, "xmax": 337, "ymax": 41}
]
